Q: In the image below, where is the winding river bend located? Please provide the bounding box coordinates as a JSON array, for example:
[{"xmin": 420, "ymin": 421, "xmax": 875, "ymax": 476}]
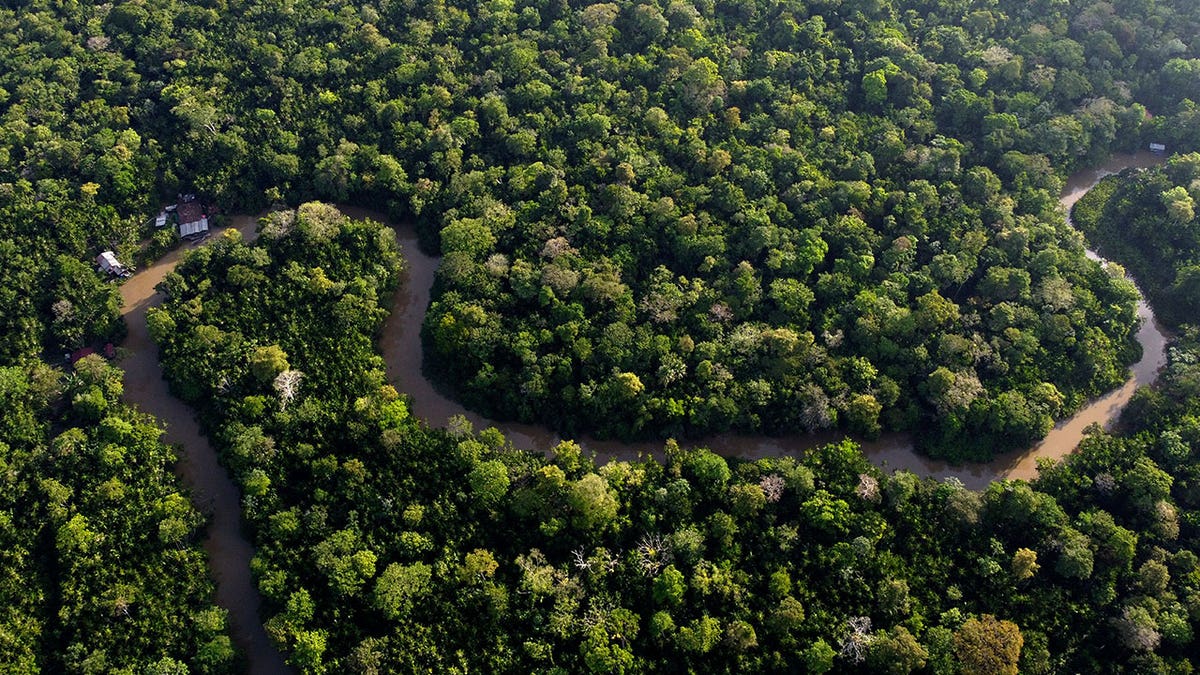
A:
[
  {"xmin": 112, "ymin": 153, "xmax": 1165, "ymax": 673},
  {"xmin": 378, "ymin": 152, "xmax": 1169, "ymax": 490},
  {"xmin": 119, "ymin": 219, "xmax": 293, "ymax": 675}
]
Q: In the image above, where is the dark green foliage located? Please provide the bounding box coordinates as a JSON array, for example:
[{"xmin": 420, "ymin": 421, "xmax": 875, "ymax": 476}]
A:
[
  {"xmin": 153, "ymin": 207, "xmax": 1200, "ymax": 672},
  {"xmin": 0, "ymin": 357, "xmax": 233, "ymax": 673},
  {"xmin": 1073, "ymin": 154, "xmax": 1200, "ymax": 329},
  {"xmin": 4, "ymin": 0, "xmax": 1200, "ymax": 669}
]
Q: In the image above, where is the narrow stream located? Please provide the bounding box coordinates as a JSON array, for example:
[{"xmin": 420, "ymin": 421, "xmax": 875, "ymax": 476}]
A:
[
  {"xmin": 119, "ymin": 219, "xmax": 293, "ymax": 675},
  {"xmin": 376, "ymin": 152, "xmax": 1169, "ymax": 490}
]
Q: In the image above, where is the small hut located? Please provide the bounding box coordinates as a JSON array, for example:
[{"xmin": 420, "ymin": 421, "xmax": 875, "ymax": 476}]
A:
[
  {"xmin": 96, "ymin": 251, "xmax": 130, "ymax": 277},
  {"xmin": 179, "ymin": 216, "xmax": 209, "ymax": 238},
  {"xmin": 176, "ymin": 197, "xmax": 209, "ymax": 238}
]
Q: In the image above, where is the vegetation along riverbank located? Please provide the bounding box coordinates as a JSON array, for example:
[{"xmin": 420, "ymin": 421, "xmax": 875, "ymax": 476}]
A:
[{"xmin": 2, "ymin": 0, "xmax": 1200, "ymax": 671}]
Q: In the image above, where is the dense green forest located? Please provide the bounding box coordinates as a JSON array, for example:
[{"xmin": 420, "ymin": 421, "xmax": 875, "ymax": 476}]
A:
[
  {"xmin": 0, "ymin": 356, "xmax": 234, "ymax": 672},
  {"xmin": 1, "ymin": 0, "xmax": 1200, "ymax": 671},
  {"xmin": 151, "ymin": 204, "xmax": 1200, "ymax": 672},
  {"xmin": 5, "ymin": 0, "xmax": 1200, "ymax": 459},
  {"xmin": 1073, "ymin": 153, "xmax": 1200, "ymax": 330}
]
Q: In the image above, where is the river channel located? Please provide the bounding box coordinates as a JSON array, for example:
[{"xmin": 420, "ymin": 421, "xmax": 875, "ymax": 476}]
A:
[
  {"xmin": 377, "ymin": 151, "xmax": 1169, "ymax": 491},
  {"xmin": 119, "ymin": 218, "xmax": 293, "ymax": 674},
  {"xmin": 114, "ymin": 153, "xmax": 1165, "ymax": 673}
]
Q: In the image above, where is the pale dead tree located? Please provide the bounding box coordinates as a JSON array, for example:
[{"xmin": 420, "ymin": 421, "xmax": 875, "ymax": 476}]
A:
[
  {"xmin": 798, "ymin": 384, "xmax": 835, "ymax": 431},
  {"xmin": 216, "ymin": 374, "xmax": 232, "ymax": 395},
  {"xmin": 572, "ymin": 547, "xmax": 593, "ymax": 573},
  {"xmin": 1093, "ymin": 472, "xmax": 1116, "ymax": 495},
  {"xmin": 484, "ymin": 253, "xmax": 510, "ymax": 277},
  {"xmin": 642, "ymin": 290, "xmax": 683, "ymax": 324},
  {"xmin": 759, "ymin": 474, "xmax": 785, "ymax": 503},
  {"xmin": 839, "ymin": 616, "xmax": 873, "ymax": 663},
  {"xmin": 541, "ymin": 236, "xmax": 576, "ymax": 260},
  {"xmin": 709, "ymin": 301, "xmax": 734, "ymax": 323},
  {"xmin": 855, "ymin": 474, "xmax": 881, "ymax": 503},
  {"xmin": 1112, "ymin": 606, "xmax": 1161, "ymax": 652},
  {"xmin": 1155, "ymin": 500, "xmax": 1180, "ymax": 540},
  {"xmin": 51, "ymin": 299, "xmax": 75, "ymax": 321},
  {"xmin": 273, "ymin": 369, "xmax": 304, "ymax": 410},
  {"xmin": 260, "ymin": 209, "xmax": 297, "ymax": 239},
  {"xmin": 979, "ymin": 45, "xmax": 1014, "ymax": 69},
  {"xmin": 636, "ymin": 534, "xmax": 672, "ymax": 576}
]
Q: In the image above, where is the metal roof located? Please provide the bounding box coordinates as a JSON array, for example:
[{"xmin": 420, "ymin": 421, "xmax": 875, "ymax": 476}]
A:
[
  {"xmin": 179, "ymin": 217, "xmax": 209, "ymax": 238},
  {"xmin": 96, "ymin": 251, "xmax": 121, "ymax": 270}
]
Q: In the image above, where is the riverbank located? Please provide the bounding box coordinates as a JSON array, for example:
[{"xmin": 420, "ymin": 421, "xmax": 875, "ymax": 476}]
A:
[
  {"xmin": 118, "ymin": 217, "xmax": 293, "ymax": 674},
  {"xmin": 376, "ymin": 153, "xmax": 1168, "ymax": 490},
  {"xmin": 109, "ymin": 153, "xmax": 1167, "ymax": 668}
]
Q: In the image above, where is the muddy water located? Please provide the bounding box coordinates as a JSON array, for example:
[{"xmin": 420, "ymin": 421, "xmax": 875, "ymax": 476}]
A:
[
  {"xmin": 376, "ymin": 153, "xmax": 1169, "ymax": 490},
  {"xmin": 107, "ymin": 156, "xmax": 1166, "ymax": 671},
  {"xmin": 119, "ymin": 217, "xmax": 293, "ymax": 674}
]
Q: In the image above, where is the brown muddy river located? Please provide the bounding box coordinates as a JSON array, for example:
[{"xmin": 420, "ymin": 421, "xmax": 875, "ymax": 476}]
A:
[
  {"xmin": 113, "ymin": 154, "xmax": 1165, "ymax": 673},
  {"xmin": 119, "ymin": 219, "xmax": 293, "ymax": 675},
  {"xmin": 376, "ymin": 152, "xmax": 1169, "ymax": 490}
]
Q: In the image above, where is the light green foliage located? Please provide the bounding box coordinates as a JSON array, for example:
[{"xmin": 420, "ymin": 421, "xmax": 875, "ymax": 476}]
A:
[
  {"xmin": 676, "ymin": 616, "xmax": 721, "ymax": 654},
  {"xmin": 868, "ymin": 625, "xmax": 928, "ymax": 674},
  {"xmin": 802, "ymin": 639, "xmax": 836, "ymax": 673},
  {"xmin": 250, "ymin": 345, "xmax": 290, "ymax": 383},
  {"xmin": 441, "ymin": 217, "xmax": 497, "ymax": 258},
  {"xmin": 469, "ymin": 459, "xmax": 511, "ymax": 508},
  {"xmin": 682, "ymin": 450, "xmax": 730, "ymax": 497},
  {"xmin": 653, "ymin": 565, "xmax": 686, "ymax": 606},
  {"xmin": 569, "ymin": 473, "xmax": 619, "ymax": 532},
  {"xmin": 461, "ymin": 549, "xmax": 499, "ymax": 582},
  {"xmin": 314, "ymin": 530, "xmax": 378, "ymax": 597},
  {"xmin": 373, "ymin": 562, "xmax": 432, "ymax": 620},
  {"xmin": 846, "ymin": 393, "xmax": 883, "ymax": 438},
  {"xmin": 1161, "ymin": 186, "xmax": 1195, "ymax": 224},
  {"xmin": 290, "ymin": 630, "xmax": 329, "ymax": 672}
]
